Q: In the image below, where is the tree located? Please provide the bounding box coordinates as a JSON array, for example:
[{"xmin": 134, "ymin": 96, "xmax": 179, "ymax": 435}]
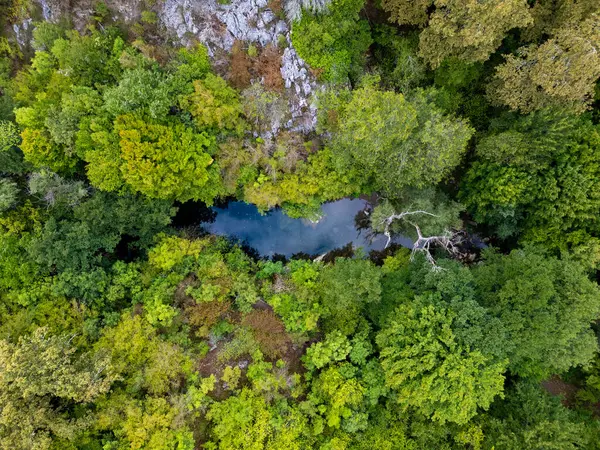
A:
[
  {"xmin": 381, "ymin": 0, "xmax": 533, "ymax": 68},
  {"xmin": 113, "ymin": 115, "xmax": 224, "ymax": 203},
  {"xmin": 473, "ymin": 248, "xmax": 600, "ymax": 379},
  {"xmin": 0, "ymin": 120, "xmax": 27, "ymax": 174},
  {"xmin": 304, "ymin": 364, "xmax": 366, "ymax": 431},
  {"xmin": 481, "ymin": 381, "xmax": 596, "ymax": 450},
  {"xmin": 19, "ymin": 128, "xmax": 77, "ymax": 173},
  {"xmin": 376, "ymin": 299, "xmax": 506, "ymax": 425},
  {"xmin": 49, "ymin": 28, "xmax": 122, "ymax": 86},
  {"xmin": 0, "ymin": 178, "xmax": 18, "ymax": 212},
  {"xmin": 27, "ymin": 190, "xmax": 173, "ymax": 274},
  {"xmin": 0, "ymin": 43, "xmax": 16, "ymax": 121},
  {"xmin": 291, "ymin": 0, "xmax": 372, "ymax": 82},
  {"xmin": 0, "ymin": 328, "xmax": 115, "ymax": 449},
  {"xmin": 490, "ymin": 14, "xmax": 600, "ymax": 113},
  {"xmin": 460, "ymin": 109, "xmax": 600, "ymax": 266},
  {"xmin": 31, "ymin": 22, "xmax": 65, "ymax": 52},
  {"xmin": 371, "ymin": 28, "xmax": 428, "ymax": 93},
  {"xmin": 72, "ymin": 191, "xmax": 174, "ymax": 249},
  {"xmin": 205, "ymin": 388, "xmax": 273, "ymax": 449},
  {"xmin": 180, "ymin": 73, "xmax": 245, "ymax": 133},
  {"xmin": 45, "ymin": 85, "xmax": 103, "ymax": 150},
  {"xmin": 96, "ymin": 314, "xmax": 192, "ymax": 395},
  {"xmin": 318, "ymin": 258, "xmax": 381, "ymax": 335},
  {"xmin": 28, "ymin": 169, "xmax": 88, "ymax": 210},
  {"xmin": 419, "ymin": 0, "xmax": 532, "ymax": 68},
  {"xmin": 27, "ymin": 218, "xmax": 113, "ymax": 272},
  {"xmin": 370, "ymin": 188, "xmax": 465, "ymax": 266},
  {"xmin": 148, "ymin": 235, "xmax": 208, "ymax": 271},
  {"xmin": 524, "ymin": 0, "xmax": 598, "ymax": 41},
  {"xmin": 98, "ymin": 395, "xmax": 195, "ymax": 450},
  {"xmin": 102, "ymin": 67, "xmax": 172, "ymax": 120},
  {"xmin": 330, "ymin": 86, "xmax": 473, "ymax": 195},
  {"xmin": 380, "ymin": 0, "xmax": 432, "ymax": 27}
]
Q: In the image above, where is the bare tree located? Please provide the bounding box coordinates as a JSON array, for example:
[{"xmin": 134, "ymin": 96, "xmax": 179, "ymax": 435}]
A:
[{"xmin": 381, "ymin": 210, "xmax": 463, "ymax": 270}]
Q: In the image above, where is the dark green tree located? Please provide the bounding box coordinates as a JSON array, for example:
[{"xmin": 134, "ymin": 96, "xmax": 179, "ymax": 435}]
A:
[{"xmin": 474, "ymin": 248, "xmax": 600, "ymax": 378}]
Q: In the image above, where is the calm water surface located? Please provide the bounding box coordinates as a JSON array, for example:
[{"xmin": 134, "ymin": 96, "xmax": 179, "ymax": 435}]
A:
[{"xmin": 202, "ymin": 199, "xmax": 411, "ymax": 257}]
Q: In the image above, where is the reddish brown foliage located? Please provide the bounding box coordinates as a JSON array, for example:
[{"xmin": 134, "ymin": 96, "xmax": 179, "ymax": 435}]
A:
[
  {"xmin": 185, "ymin": 300, "xmax": 232, "ymax": 336},
  {"xmin": 257, "ymin": 44, "xmax": 284, "ymax": 91},
  {"xmin": 268, "ymin": 0, "xmax": 284, "ymax": 18},
  {"xmin": 242, "ymin": 309, "xmax": 291, "ymax": 359},
  {"xmin": 174, "ymin": 275, "xmax": 198, "ymax": 308},
  {"xmin": 230, "ymin": 40, "xmax": 252, "ymax": 89}
]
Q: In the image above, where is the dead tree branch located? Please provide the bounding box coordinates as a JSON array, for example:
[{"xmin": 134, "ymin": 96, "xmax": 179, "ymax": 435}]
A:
[{"xmin": 381, "ymin": 211, "xmax": 462, "ymax": 270}]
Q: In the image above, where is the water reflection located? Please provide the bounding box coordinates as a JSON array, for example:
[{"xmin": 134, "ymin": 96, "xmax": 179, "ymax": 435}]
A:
[{"xmin": 201, "ymin": 198, "xmax": 412, "ymax": 257}]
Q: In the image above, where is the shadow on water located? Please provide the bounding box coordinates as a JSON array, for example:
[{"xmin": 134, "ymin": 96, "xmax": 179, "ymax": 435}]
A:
[{"xmin": 172, "ymin": 200, "xmax": 217, "ymax": 228}]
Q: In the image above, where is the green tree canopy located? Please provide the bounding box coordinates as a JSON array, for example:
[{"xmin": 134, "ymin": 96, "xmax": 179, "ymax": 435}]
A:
[
  {"xmin": 291, "ymin": 0, "xmax": 372, "ymax": 82},
  {"xmin": 376, "ymin": 299, "xmax": 506, "ymax": 425},
  {"xmin": 460, "ymin": 109, "xmax": 600, "ymax": 266},
  {"xmin": 381, "ymin": 0, "xmax": 533, "ymax": 67},
  {"xmin": 481, "ymin": 381, "xmax": 597, "ymax": 449},
  {"xmin": 473, "ymin": 248, "xmax": 600, "ymax": 379},
  {"xmin": 329, "ymin": 86, "xmax": 473, "ymax": 195},
  {"xmin": 89, "ymin": 115, "xmax": 225, "ymax": 203},
  {"xmin": 0, "ymin": 328, "xmax": 115, "ymax": 449}
]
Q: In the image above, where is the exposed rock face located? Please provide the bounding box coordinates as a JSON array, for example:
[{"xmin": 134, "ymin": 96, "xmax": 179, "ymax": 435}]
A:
[
  {"xmin": 29, "ymin": 0, "xmax": 320, "ymax": 134},
  {"xmin": 162, "ymin": 0, "xmax": 201, "ymax": 42},
  {"xmin": 281, "ymin": 44, "xmax": 318, "ymax": 132},
  {"xmin": 161, "ymin": 0, "xmax": 319, "ymax": 134},
  {"xmin": 12, "ymin": 19, "xmax": 33, "ymax": 49}
]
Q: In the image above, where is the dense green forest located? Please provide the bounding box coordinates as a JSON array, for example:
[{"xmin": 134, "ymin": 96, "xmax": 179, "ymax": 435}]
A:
[{"xmin": 1, "ymin": 0, "xmax": 600, "ymax": 448}]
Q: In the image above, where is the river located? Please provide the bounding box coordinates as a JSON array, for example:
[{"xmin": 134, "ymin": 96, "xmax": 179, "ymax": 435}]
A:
[{"xmin": 199, "ymin": 198, "xmax": 412, "ymax": 257}]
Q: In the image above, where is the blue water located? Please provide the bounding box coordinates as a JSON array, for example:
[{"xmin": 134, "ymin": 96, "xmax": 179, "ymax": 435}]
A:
[{"xmin": 203, "ymin": 199, "xmax": 411, "ymax": 257}]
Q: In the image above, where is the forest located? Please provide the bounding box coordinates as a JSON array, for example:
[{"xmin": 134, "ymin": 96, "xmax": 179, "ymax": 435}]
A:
[{"xmin": 1, "ymin": 0, "xmax": 600, "ymax": 448}]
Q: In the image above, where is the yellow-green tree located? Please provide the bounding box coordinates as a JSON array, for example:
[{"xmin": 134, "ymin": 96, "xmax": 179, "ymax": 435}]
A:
[
  {"xmin": 381, "ymin": 0, "xmax": 532, "ymax": 67},
  {"xmin": 376, "ymin": 301, "xmax": 506, "ymax": 425},
  {"xmin": 0, "ymin": 328, "xmax": 115, "ymax": 449},
  {"xmin": 490, "ymin": 13, "xmax": 600, "ymax": 113},
  {"xmin": 330, "ymin": 86, "xmax": 473, "ymax": 195},
  {"xmin": 111, "ymin": 115, "xmax": 224, "ymax": 203}
]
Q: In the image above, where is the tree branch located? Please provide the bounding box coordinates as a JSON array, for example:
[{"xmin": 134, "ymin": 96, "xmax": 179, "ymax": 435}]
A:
[
  {"xmin": 381, "ymin": 211, "xmax": 460, "ymax": 270},
  {"xmin": 381, "ymin": 210, "xmax": 438, "ymax": 248}
]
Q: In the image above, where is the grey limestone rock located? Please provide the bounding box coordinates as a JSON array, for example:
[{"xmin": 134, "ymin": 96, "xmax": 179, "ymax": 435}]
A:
[{"xmin": 161, "ymin": 0, "xmax": 320, "ymax": 134}]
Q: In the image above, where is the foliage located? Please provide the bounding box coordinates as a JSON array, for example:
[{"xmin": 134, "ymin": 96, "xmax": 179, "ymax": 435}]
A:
[
  {"xmin": 329, "ymin": 85, "xmax": 473, "ymax": 195},
  {"xmin": 0, "ymin": 328, "xmax": 115, "ymax": 449},
  {"xmin": 114, "ymin": 115, "xmax": 224, "ymax": 203},
  {"xmin": 180, "ymin": 74, "xmax": 245, "ymax": 132},
  {"xmin": 376, "ymin": 300, "xmax": 506, "ymax": 424},
  {"xmin": 473, "ymin": 248, "xmax": 600, "ymax": 379},
  {"xmin": 382, "ymin": 0, "xmax": 532, "ymax": 68},
  {"xmin": 490, "ymin": 14, "xmax": 600, "ymax": 114},
  {"xmin": 318, "ymin": 257, "xmax": 381, "ymax": 335},
  {"xmin": 460, "ymin": 110, "xmax": 600, "ymax": 266},
  {"xmin": 291, "ymin": 0, "xmax": 371, "ymax": 82},
  {"xmin": 1, "ymin": 9, "xmax": 600, "ymax": 450},
  {"xmin": 371, "ymin": 28, "xmax": 427, "ymax": 93},
  {"xmin": 370, "ymin": 187, "xmax": 464, "ymax": 240},
  {"xmin": 419, "ymin": 0, "xmax": 532, "ymax": 68},
  {"xmin": 28, "ymin": 169, "xmax": 88, "ymax": 210},
  {"xmin": 380, "ymin": 0, "xmax": 432, "ymax": 27},
  {"xmin": 205, "ymin": 388, "xmax": 273, "ymax": 449},
  {"xmin": 481, "ymin": 381, "xmax": 596, "ymax": 449},
  {"xmin": 0, "ymin": 121, "xmax": 27, "ymax": 174},
  {"xmin": 0, "ymin": 178, "xmax": 18, "ymax": 212}
]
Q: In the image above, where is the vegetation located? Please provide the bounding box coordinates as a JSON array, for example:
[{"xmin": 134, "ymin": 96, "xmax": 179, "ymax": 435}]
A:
[{"xmin": 1, "ymin": 0, "xmax": 600, "ymax": 448}]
